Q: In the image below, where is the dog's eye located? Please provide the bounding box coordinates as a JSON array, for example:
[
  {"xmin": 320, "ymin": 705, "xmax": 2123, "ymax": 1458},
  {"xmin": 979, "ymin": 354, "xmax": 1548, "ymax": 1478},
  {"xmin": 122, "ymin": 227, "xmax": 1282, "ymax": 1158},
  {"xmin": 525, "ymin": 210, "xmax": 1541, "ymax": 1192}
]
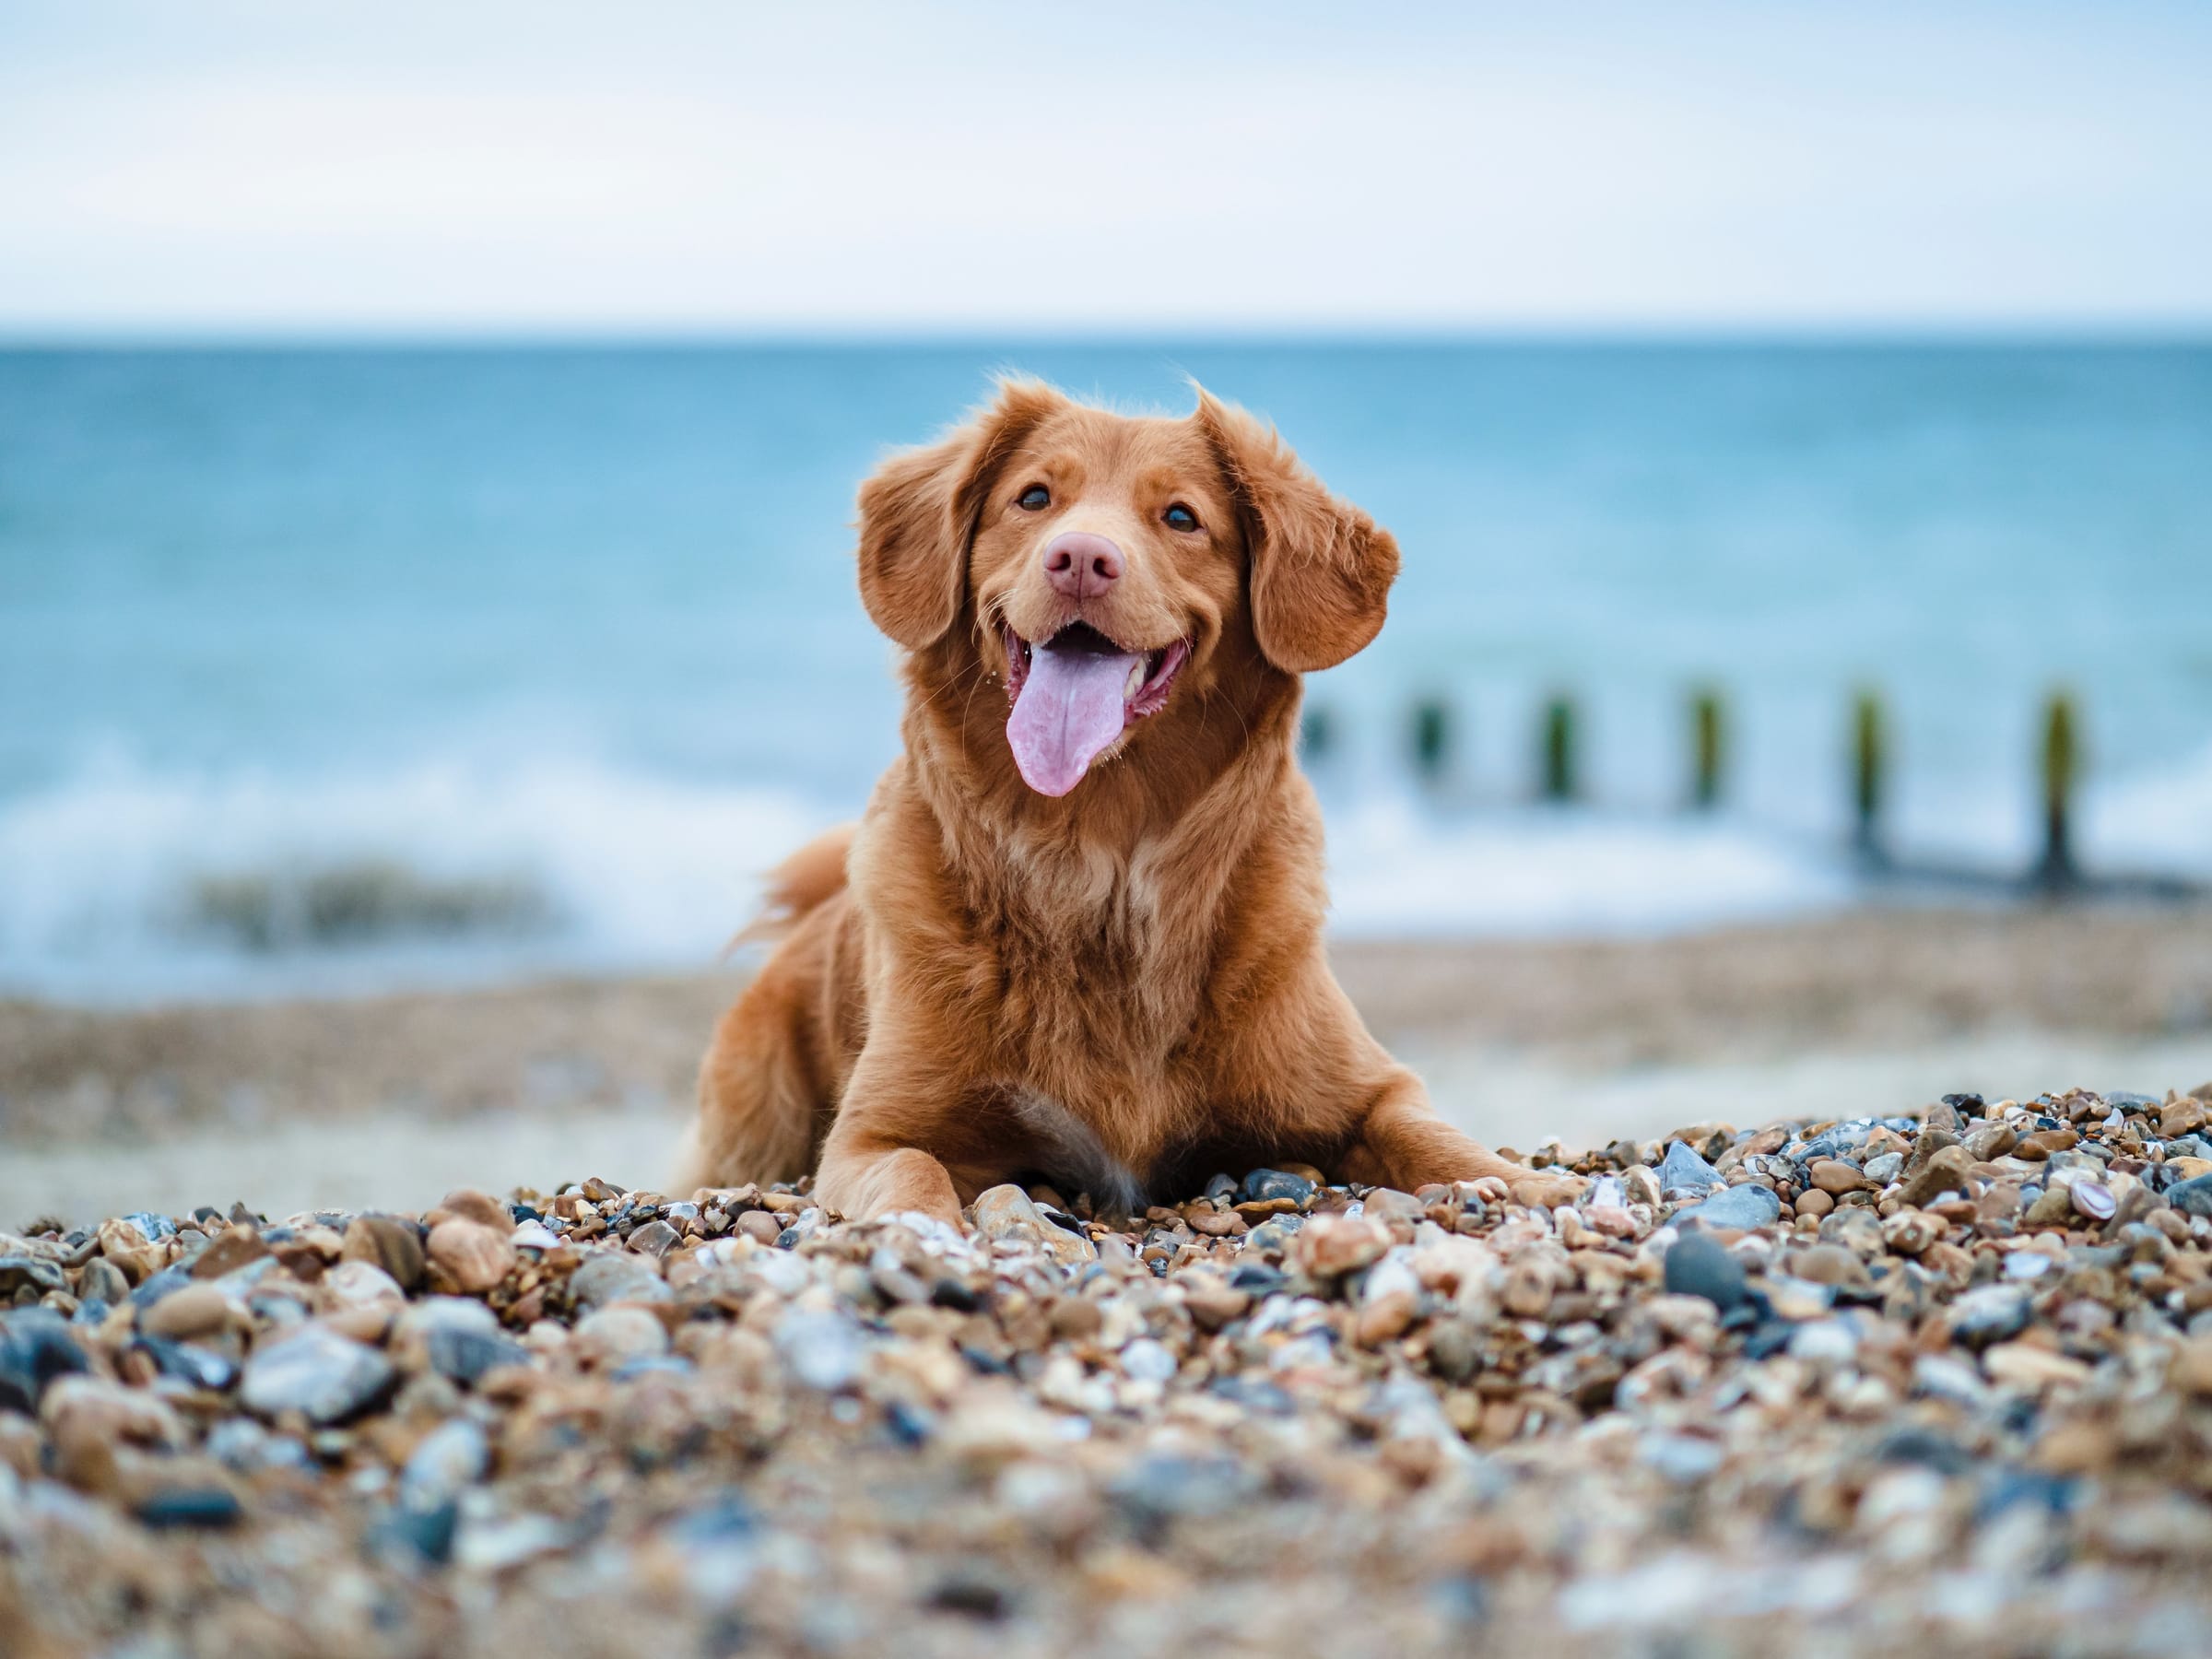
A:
[
  {"xmin": 1016, "ymin": 484, "xmax": 1051, "ymax": 511},
  {"xmin": 1163, "ymin": 502, "xmax": 1200, "ymax": 532}
]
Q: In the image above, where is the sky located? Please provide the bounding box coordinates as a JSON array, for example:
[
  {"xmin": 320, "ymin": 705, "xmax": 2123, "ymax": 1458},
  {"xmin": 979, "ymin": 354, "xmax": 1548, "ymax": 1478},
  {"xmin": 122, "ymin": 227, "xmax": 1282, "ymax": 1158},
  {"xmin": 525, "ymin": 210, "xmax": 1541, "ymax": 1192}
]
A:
[{"xmin": 0, "ymin": 0, "xmax": 2206, "ymax": 335}]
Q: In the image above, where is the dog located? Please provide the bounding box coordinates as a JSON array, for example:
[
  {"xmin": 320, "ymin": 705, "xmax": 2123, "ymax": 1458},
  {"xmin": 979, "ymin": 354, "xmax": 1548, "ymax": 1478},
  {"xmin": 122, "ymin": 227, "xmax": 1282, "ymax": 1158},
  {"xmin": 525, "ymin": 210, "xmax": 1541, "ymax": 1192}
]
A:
[{"xmin": 678, "ymin": 380, "xmax": 1581, "ymax": 1222}]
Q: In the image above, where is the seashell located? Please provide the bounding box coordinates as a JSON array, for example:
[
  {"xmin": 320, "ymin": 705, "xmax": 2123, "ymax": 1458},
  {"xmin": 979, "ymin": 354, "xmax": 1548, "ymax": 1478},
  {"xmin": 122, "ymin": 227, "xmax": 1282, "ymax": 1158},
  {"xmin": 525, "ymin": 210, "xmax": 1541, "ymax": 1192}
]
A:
[{"xmin": 2071, "ymin": 1180, "xmax": 2116, "ymax": 1221}]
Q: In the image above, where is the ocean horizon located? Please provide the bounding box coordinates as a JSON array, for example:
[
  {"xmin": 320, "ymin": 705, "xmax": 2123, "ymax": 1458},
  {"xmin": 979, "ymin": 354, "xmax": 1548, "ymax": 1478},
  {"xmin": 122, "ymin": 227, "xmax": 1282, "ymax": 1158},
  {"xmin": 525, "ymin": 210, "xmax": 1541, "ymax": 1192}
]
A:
[{"xmin": 5, "ymin": 338, "xmax": 2209, "ymax": 1003}]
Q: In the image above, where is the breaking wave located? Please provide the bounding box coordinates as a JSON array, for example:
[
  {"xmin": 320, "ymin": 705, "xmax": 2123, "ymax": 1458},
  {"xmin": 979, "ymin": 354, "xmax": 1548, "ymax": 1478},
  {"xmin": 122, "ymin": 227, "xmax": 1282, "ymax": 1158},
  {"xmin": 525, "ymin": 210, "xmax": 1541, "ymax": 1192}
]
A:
[{"xmin": 2, "ymin": 739, "xmax": 2207, "ymax": 1004}]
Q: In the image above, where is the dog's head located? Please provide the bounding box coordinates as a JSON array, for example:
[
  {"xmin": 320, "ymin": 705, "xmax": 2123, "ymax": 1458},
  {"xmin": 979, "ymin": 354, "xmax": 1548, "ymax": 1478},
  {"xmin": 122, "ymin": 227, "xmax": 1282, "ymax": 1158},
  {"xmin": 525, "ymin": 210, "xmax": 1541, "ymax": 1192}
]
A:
[{"xmin": 856, "ymin": 379, "xmax": 1398, "ymax": 798}]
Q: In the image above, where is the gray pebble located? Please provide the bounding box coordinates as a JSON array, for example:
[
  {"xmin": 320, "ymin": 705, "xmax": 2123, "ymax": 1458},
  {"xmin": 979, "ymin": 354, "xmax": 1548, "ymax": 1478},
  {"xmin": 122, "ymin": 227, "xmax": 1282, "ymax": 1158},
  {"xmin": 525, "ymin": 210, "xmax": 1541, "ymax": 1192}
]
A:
[
  {"xmin": 241, "ymin": 1324, "xmax": 394, "ymax": 1424},
  {"xmin": 569, "ymin": 1252, "xmax": 672, "ymax": 1310},
  {"xmin": 0, "ymin": 1308, "xmax": 89, "ymax": 1413},
  {"xmin": 1662, "ymin": 1232, "xmax": 1748, "ymax": 1311},
  {"xmin": 428, "ymin": 1324, "xmax": 530, "ymax": 1387},
  {"xmin": 2166, "ymin": 1173, "xmax": 2212, "ymax": 1219},
  {"xmin": 0, "ymin": 1257, "xmax": 66, "ymax": 1299},
  {"xmin": 1239, "ymin": 1169, "xmax": 1317, "ymax": 1206},
  {"xmin": 775, "ymin": 1308, "xmax": 863, "ymax": 1392},
  {"xmin": 1658, "ymin": 1141, "xmax": 1724, "ymax": 1198},
  {"xmin": 1950, "ymin": 1285, "xmax": 2032, "ymax": 1348},
  {"xmin": 400, "ymin": 1417, "xmax": 488, "ymax": 1510},
  {"xmin": 1673, "ymin": 1184, "xmax": 1783, "ymax": 1232}
]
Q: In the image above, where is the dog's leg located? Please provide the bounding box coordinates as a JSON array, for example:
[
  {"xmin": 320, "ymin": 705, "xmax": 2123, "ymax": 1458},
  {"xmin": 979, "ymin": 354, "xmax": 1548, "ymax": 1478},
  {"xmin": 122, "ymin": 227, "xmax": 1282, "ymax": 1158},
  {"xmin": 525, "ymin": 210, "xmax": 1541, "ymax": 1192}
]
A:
[
  {"xmin": 678, "ymin": 964, "xmax": 831, "ymax": 1196},
  {"xmin": 1340, "ymin": 1068, "xmax": 1585, "ymax": 1207},
  {"xmin": 678, "ymin": 907, "xmax": 853, "ymax": 1196},
  {"xmin": 811, "ymin": 1046, "xmax": 996, "ymax": 1226}
]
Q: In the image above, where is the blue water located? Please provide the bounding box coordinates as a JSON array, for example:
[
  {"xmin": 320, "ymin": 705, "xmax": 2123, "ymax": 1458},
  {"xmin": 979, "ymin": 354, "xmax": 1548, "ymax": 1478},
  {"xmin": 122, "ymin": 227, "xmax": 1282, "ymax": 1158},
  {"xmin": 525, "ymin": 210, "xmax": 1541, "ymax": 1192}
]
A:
[{"xmin": 3, "ymin": 342, "xmax": 2209, "ymax": 999}]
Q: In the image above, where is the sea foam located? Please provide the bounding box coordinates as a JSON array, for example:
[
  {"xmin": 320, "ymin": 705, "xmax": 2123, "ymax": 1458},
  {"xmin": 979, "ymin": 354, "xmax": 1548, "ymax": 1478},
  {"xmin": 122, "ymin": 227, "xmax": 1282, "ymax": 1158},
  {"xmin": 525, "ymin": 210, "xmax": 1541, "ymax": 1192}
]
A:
[{"xmin": 2, "ymin": 743, "xmax": 2206, "ymax": 1005}]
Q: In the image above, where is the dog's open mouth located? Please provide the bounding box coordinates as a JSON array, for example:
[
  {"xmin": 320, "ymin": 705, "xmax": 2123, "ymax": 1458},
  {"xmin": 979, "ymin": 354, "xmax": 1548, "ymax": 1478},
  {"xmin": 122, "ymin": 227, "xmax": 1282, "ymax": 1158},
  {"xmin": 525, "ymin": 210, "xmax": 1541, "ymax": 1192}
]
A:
[{"xmin": 1001, "ymin": 620, "xmax": 1192, "ymax": 797}]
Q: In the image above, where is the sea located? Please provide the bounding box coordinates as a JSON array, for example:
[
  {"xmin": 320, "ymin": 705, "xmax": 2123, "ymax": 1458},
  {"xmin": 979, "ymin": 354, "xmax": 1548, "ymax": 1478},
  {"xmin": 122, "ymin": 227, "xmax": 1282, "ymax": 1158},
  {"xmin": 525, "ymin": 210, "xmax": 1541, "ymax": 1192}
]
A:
[{"xmin": 3, "ymin": 341, "xmax": 2208, "ymax": 1003}]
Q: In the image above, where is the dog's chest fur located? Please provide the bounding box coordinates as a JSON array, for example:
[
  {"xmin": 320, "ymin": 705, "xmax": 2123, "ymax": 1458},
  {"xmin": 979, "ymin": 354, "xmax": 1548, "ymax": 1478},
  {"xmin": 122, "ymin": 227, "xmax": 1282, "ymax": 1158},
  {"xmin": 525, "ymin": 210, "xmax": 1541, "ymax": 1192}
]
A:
[
  {"xmin": 969, "ymin": 841, "xmax": 1205, "ymax": 1066},
  {"xmin": 942, "ymin": 834, "xmax": 1224, "ymax": 1171}
]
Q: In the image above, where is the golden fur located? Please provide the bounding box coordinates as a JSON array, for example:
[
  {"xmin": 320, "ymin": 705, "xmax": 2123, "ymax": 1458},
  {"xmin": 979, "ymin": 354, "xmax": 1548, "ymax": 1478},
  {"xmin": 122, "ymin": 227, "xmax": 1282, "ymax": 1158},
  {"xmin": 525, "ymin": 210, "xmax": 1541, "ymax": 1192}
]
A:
[{"xmin": 679, "ymin": 381, "xmax": 1579, "ymax": 1221}]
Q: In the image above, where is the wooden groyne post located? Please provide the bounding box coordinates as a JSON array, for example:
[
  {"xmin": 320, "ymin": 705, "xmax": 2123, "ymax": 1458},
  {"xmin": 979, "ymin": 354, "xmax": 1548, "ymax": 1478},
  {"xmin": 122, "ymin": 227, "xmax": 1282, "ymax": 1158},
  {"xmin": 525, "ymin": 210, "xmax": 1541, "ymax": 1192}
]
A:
[
  {"xmin": 1689, "ymin": 688, "xmax": 1724, "ymax": 810},
  {"xmin": 2035, "ymin": 689, "xmax": 2080, "ymax": 891},
  {"xmin": 1411, "ymin": 696, "xmax": 1451, "ymax": 784},
  {"xmin": 1540, "ymin": 695, "xmax": 1578, "ymax": 802},
  {"xmin": 1852, "ymin": 689, "xmax": 1887, "ymax": 864}
]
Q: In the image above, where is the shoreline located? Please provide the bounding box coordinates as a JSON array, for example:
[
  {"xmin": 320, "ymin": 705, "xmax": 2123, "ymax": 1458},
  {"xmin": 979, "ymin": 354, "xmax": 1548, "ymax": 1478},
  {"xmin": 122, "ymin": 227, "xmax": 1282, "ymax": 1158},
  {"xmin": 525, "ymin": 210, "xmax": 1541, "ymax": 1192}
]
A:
[
  {"xmin": 10, "ymin": 1028, "xmax": 2212, "ymax": 1230},
  {"xmin": 4, "ymin": 905, "xmax": 2208, "ymax": 1227}
]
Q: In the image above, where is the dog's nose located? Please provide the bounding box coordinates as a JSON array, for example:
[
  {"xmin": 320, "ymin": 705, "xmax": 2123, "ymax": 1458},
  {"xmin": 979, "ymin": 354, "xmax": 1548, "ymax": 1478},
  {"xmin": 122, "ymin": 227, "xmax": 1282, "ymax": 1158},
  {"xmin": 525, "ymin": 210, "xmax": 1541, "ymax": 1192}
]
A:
[{"xmin": 1041, "ymin": 532, "xmax": 1123, "ymax": 601}]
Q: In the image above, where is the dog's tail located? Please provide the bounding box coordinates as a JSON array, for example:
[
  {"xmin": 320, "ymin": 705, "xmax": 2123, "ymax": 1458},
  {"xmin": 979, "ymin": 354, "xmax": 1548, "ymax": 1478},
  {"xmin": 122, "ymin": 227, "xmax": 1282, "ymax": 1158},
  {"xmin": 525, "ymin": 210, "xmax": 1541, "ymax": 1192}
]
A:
[{"xmin": 729, "ymin": 823, "xmax": 857, "ymax": 951}]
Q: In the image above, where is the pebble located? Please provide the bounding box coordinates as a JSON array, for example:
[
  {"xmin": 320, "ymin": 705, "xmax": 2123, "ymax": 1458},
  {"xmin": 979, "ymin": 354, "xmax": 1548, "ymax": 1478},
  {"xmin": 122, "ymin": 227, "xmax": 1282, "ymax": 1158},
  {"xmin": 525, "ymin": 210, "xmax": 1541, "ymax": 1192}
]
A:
[
  {"xmin": 1662, "ymin": 1232, "xmax": 1748, "ymax": 1311},
  {"xmin": 2071, "ymin": 1180, "xmax": 2117, "ymax": 1221},
  {"xmin": 76, "ymin": 1256, "xmax": 130, "ymax": 1306},
  {"xmin": 626, "ymin": 1218, "xmax": 682, "ymax": 1258},
  {"xmin": 1894, "ymin": 1146, "xmax": 1971, "ymax": 1207},
  {"xmin": 129, "ymin": 1265, "xmax": 194, "ymax": 1310},
  {"xmin": 735, "ymin": 1210, "xmax": 783, "ymax": 1245},
  {"xmin": 187, "ymin": 1224, "xmax": 270, "ymax": 1280},
  {"xmin": 773, "ymin": 1307, "xmax": 862, "ymax": 1391},
  {"xmin": 1788, "ymin": 1318, "xmax": 1860, "ymax": 1363},
  {"xmin": 1246, "ymin": 1216, "xmax": 1304, "ymax": 1252},
  {"xmin": 45, "ymin": 1373, "xmax": 185, "ymax": 1456},
  {"xmin": 572, "ymin": 1305, "xmax": 670, "ymax": 1369},
  {"xmin": 4, "ymin": 1082, "xmax": 2212, "ymax": 1654},
  {"xmin": 430, "ymin": 1187, "xmax": 512, "ymax": 1230},
  {"xmin": 1949, "ymin": 1285, "xmax": 2032, "ymax": 1348},
  {"xmin": 1764, "ymin": 1275, "xmax": 1838, "ymax": 1320},
  {"xmin": 133, "ymin": 1334, "xmax": 234, "ymax": 1390},
  {"xmin": 1657, "ymin": 1141, "xmax": 1724, "ymax": 1197},
  {"xmin": 1789, "ymin": 1243, "xmax": 1872, "ymax": 1291},
  {"xmin": 1119, "ymin": 1337, "xmax": 1178, "ymax": 1383},
  {"xmin": 510, "ymin": 1219, "xmax": 561, "ymax": 1251},
  {"xmin": 1240, "ymin": 1168, "xmax": 1317, "ymax": 1206},
  {"xmin": 241, "ymin": 1324, "xmax": 394, "ymax": 1423},
  {"xmin": 397, "ymin": 1297, "xmax": 528, "ymax": 1386},
  {"xmin": 342, "ymin": 1216, "xmax": 426, "ymax": 1290},
  {"xmin": 569, "ymin": 1251, "xmax": 672, "ymax": 1310},
  {"xmin": 1674, "ymin": 1183, "xmax": 1783, "ymax": 1232},
  {"xmin": 971, "ymin": 1184, "xmax": 1097, "ymax": 1268},
  {"xmin": 1809, "ymin": 1159, "xmax": 1864, "ymax": 1195},
  {"xmin": 426, "ymin": 1218, "xmax": 515, "ymax": 1295},
  {"xmin": 139, "ymin": 1281, "xmax": 229, "ymax": 1341},
  {"xmin": 0, "ymin": 1311, "xmax": 90, "ymax": 1413},
  {"xmin": 1621, "ymin": 1165, "xmax": 1663, "ymax": 1206},
  {"xmin": 0, "ymin": 1255, "xmax": 68, "ymax": 1299},
  {"xmin": 1291, "ymin": 1213, "xmax": 1391, "ymax": 1277},
  {"xmin": 134, "ymin": 1487, "xmax": 245, "ymax": 1530},
  {"xmin": 400, "ymin": 1417, "xmax": 488, "ymax": 1510},
  {"xmin": 2166, "ymin": 1173, "xmax": 2212, "ymax": 1219},
  {"xmin": 324, "ymin": 1261, "xmax": 405, "ymax": 1313},
  {"xmin": 1882, "ymin": 1210, "xmax": 1943, "ymax": 1255}
]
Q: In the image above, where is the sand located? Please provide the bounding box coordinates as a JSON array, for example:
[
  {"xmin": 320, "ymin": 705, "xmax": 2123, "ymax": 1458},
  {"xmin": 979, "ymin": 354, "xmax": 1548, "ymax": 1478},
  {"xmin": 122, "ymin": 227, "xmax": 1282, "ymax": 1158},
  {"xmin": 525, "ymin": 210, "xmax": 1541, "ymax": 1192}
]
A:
[{"xmin": 4, "ymin": 905, "xmax": 2209, "ymax": 1228}]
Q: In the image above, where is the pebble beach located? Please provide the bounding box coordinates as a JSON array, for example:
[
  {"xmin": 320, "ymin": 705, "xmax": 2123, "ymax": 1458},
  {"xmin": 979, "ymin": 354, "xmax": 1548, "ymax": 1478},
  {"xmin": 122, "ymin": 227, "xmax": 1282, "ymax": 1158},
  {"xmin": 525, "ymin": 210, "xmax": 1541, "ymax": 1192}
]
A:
[{"xmin": 8, "ymin": 1083, "xmax": 2212, "ymax": 1655}]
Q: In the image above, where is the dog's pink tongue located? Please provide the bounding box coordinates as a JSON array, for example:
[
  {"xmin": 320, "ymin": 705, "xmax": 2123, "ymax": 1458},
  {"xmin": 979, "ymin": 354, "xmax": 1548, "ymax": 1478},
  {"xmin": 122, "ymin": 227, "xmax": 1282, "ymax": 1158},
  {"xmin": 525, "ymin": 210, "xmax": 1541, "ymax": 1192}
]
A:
[{"xmin": 1006, "ymin": 640, "xmax": 1142, "ymax": 796}]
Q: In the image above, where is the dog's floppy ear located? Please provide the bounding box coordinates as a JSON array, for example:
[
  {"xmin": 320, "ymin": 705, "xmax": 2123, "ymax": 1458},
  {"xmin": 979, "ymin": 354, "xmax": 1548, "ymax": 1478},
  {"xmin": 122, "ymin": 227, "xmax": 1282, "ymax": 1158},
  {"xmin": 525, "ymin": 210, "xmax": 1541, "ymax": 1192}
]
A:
[
  {"xmin": 856, "ymin": 379, "xmax": 1066, "ymax": 650},
  {"xmin": 1194, "ymin": 388, "xmax": 1399, "ymax": 673}
]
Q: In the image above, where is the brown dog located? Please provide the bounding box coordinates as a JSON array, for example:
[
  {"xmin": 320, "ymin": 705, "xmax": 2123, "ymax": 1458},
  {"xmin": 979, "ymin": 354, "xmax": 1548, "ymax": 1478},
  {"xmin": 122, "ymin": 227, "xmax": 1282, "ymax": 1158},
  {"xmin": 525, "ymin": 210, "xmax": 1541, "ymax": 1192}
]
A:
[{"xmin": 679, "ymin": 380, "xmax": 1580, "ymax": 1221}]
